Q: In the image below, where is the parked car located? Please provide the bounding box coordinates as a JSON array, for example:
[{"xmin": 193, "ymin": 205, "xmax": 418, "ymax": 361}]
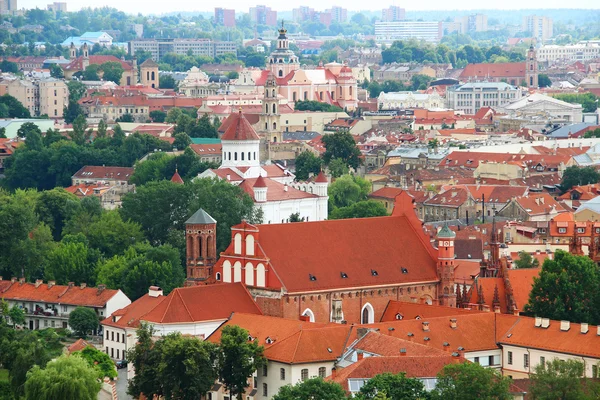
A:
[{"xmin": 115, "ymin": 360, "xmax": 127, "ymax": 369}]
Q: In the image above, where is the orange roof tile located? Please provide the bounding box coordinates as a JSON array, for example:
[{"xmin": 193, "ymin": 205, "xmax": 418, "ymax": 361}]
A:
[
  {"xmin": 381, "ymin": 301, "xmax": 485, "ymax": 322},
  {"xmin": 353, "ymin": 331, "xmax": 451, "ymax": 357},
  {"xmin": 101, "ymin": 293, "xmax": 165, "ymax": 329},
  {"xmin": 220, "ymin": 110, "xmax": 260, "ymax": 141},
  {"xmin": 239, "ymin": 177, "xmax": 317, "ymax": 202},
  {"xmin": 67, "ymin": 338, "xmax": 91, "ymax": 353},
  {"xmin": 1, "ymin": 281, "xmax": 121, "ymax": 308},
  {"xmin": 514, "ymin": 193, "xmax": 566, "ymax": 216},
  {"xmin": 170, "ymin": 170, "xmax": 184, "ymax": 184},
  {"xmin": 459, "ymin": 62, "xmax": 526, "ymax": 79}
]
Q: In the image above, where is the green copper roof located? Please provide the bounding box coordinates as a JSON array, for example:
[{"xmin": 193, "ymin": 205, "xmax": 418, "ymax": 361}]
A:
[
  {"xmin": 437, "ymin": 224, "xmax": 456, "ymax": 239},
  {"xmin": 186, "ymin": 208, "xmax": 216, "ymax": 225}
]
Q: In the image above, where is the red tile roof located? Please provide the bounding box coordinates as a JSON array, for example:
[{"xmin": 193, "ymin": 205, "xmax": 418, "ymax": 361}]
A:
[
  {"xmin": 353, "ymin": 331, "xmax": 450, "ymax": 357},
  {"xmin": 170, "ymin": 170, "xmax": 184, "ymax": 184},
  {"xmin": 380, "ymin": 301, "xmax": 485, "ymax": 322},
  {"xmin": 514, "ymin": 193, "xmax": 566, "ymax": 216},
  {"xmin": 238, "ymin": 177, "xmax": 317, "ymax": 202},
  {"xmin": 220, "ymin": 110, "xmax": 260, "ymax": 141},
  {"xmin": 440, "ymin": 152, "xmax": 571, "ymax": 171},
  {"xmin": 64, "ymin": 55, "xmax": 133, "ymax": 71},
  {"xmin": 459, "ymin": 62, "xmax": 526, "ymax": 79},
  {"xmin": 67, "ymin": 338, "xmax": 91, "ymax": 353},
  {"xmin": 142, "ymin": 283, "xmax": 261, "ymax": 324},
  {"xmin": 424, "ymin": 188, "xmax": 470, "ymax": 207},
  {"xmin": 189, "ymin": 143, "xmax": 222, "ymax": 156},
  {"xmin": 1, "ymin": 280, "xmax": 121, "ymax": 308},
  {"xmin": 315, "ymin": 171, "xmax": 328, "ymax": 183},
  {"xmin": 101, "ymin": 293, "xmax": 166, "ymax": 329},
  {"xmin": 369, "ymin": 187, "xmax": 403, "ymax": 200}
]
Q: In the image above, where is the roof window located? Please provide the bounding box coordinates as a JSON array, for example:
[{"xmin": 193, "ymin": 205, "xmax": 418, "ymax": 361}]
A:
[
  {"xmin": 340, "ymin": 272, "xmax": 348, "ymax": 279},
  {"xmin": 309, "ymin": 274, "xmax": 317, "ymax": 281},
  {"xmin": 371, "ymin": 269, "xmax": 378, "ymax": 276},
  {"xmin": 401, "ymin": 268, "xmax": 409, "ymax": 274}
]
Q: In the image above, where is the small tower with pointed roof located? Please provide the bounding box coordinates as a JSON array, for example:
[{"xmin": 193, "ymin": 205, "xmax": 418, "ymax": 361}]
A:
[
  {"xmin": 171, "ymin": 169, "xmax": 184, "ymax": 184},
  {"xmin": 253, "ymin": 175, "xmax": 268, "ymax": 202},
  {"xmin": 221, "ymin": 109, "xmax": 261, "ymax": 171},
  {"xmin": 140, "ymin": 58, "xmax": 159, "ymax": 89},
  {"xmin": 525, "ymin": 43, "xmax": 538, "ymax": 88},
  {"xmin": 436, "ymin": 223, "xmax": 456, "ymax": 307},
  {"xmin": 69, "ymin": 42, "xmax": 76, "ymax": 60},
  {"xmin": 82, "ymin": 43, "xmax": 89, "ymax": 70},
  {"xmin": 185, "ymin": 208, "xmax": 217, "ymax": 282}
]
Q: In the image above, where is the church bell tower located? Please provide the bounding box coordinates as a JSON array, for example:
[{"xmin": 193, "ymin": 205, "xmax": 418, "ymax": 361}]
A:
[
  {"xmin": 525, "ymin": 44, "xmax": 538, "ymax": 88},
  {"xmin": 261, "ymin": 71, "xmax": 282, "ymax": 144},
  {"xmin": 436, "ymin": 223, "xmax": 456, "ymax": 307},
  {"xmin": 185, "ymin": 208, "xmax": 217, "ymax": 283}
]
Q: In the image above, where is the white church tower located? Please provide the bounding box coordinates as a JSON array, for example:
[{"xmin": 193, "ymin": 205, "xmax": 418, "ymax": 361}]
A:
[{"xmin": 221, "ymin": 109, "xmax": 262, "ymax": 178}]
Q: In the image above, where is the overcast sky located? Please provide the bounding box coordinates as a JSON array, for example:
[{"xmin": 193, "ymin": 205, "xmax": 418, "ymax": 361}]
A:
[{"xmin": 21, "ymin": 0, "xmax": 600, "ymax": 15}]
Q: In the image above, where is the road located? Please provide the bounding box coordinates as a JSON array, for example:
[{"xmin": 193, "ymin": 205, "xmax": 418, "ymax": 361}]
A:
[{"xmin": 116, "ymin": 367, "xmax": 133, "ymax": 400}]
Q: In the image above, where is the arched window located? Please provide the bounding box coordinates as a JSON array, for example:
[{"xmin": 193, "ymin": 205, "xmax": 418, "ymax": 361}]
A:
[
  {"xmin": 256, "ymin": 263, "xmax": 266, "ymax": 287},
  {"xmin": 273, "ymin": 122, "xmax": 276, "ymax": 130},
  {"xmin": 245, "ymin": 262, "xmax": 254, "ymax": 285},
  {"xmin": 361, "ymin": 303, "xmax": 374, "ymax": 324},
  {"xmin": 265, "ymin": 122, "xmax": 268, "ymax": 130},
  {"xmin": 302, "ymin": 308, "xmax": 315, "ymax": 322},
  {"xmin": 228, "ymin": 152, "xmax": 231, "ymax": 160},
  {"xmin": 280, "ymin": 368, "xmax": 285, "ymax": 380},
  {"xmin": 265, "ymin": 104, "xmax": 269, "ymax": 113},
  {"xmin": 349, "ymin": 86, "xmax": 353, "ymax": 96},
  {"xmin": 222, "ymin": 260, "xmax": 232, "ymax": 282},
  {"xmin": 216, "ymin": 272, "xmax": 221, "ymax": 281},
  {"xmin": 272, "ymin": 89, "xmax": 276, "ymax": 97},
  {"xmin": 301, "ymin": 369, "xmax": 308, "ymax": 381},
  {"xmin": 234, "ymin": 152, "xmax": 238, "ymax": 161},
  {"xmin": 254, "ymin": 152, "xmax": 257, "ymax": 160},
  {"xmin": 234, "ymin": 233, "xmax": 242, "ymax": 254},
  {"xmin": 233, "ymin": 261, "xmax": 242, "ymax": 282},
  {"xmin": 246, "ymin": 234, "xmax": 255, "ymax": 255},
  {"xmin": 304, "ymin": 91, "xmax": 308, "ymax": 100},
  {"xmin": 273, "ymin": 136, "xmax": 277, "ymax": 143},
  {"xmin": 279, "ymin": 70, "xmax": 283, "ymax": 77},
  {"xmin": 147, "ymin": 71, "xmax": 150, "ymax": 80},
  {"xmin": 331, "ymin": 91, "xmax": 335, "ymax": 100},
  {"xmin": 272, "ymin": 103, "xmax": 276, "ymax": 114},
  {"xmin": 151, "ymin": 71, "xmax": 155, "ymax": 80},
  {"xmin": 293, "ymin": 92, "xmax": 297, "ymax": 101},
  {"xmin": 241, "ymin": 152, "xmax": 244, "ymax": 161}
]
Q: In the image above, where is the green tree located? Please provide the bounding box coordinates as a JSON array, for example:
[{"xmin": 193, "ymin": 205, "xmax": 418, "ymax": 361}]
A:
[
  {"xmin": 68, "ymin": 307, "xmax": 99, "ymax": 338},
  {"xmin": 514, "ymin": 250, "xmax": 540, "ymax": 269},
  {"xmin": 430, "ymin": 362, "xmax": 511, "ymax": 400},
  {"xmin": 96, "ymin": 119, "xmax": 107, "ymax": 138},
  {"xmin": 330, "ymin": 200, "xmax": 387, "ymax": 220},
  {"xmin": 0, "ymin": 127, "xmax": 6, "ymax": 138},
  {"xmin": 289, "ymin": 212, "xmax": 303, "ymax": 222},
  {"xmin": 150, "ymin": 110, "xmax": 167, "ymax": 123},
  {"xmin": 294, "ymin": 100, "xmax": 343, "ymax": 112},
  {"xmin": 173, "ymin": 132, "xmax": 191, "ymax": 150},
  {"xmin": 159, "ymin": 74, "xmax": 176, "ymax": 89},
  {"xmin": 100, "ymin": 61, "xmax": 124, "ymax": 84},
  {"xmin": 17, "ymin": 122, "xmax": 42, "ymax": 140},
  {"xmin": 328, "ymin": 157, "xmax": 349, "ymax": 178},
  {"xmin": 84, "ymin": 211, "xmax": 145, "ymax": 257},
  {"xmin": 25, "ymin": 354, "xmax": 101, "ymax": 400},
  {"xmin": 328, "ymin": 174, "xmax": 371, "ymax": 209},
  {"xmin": 81, "ymin": 64, "xmax": 100, "ymax": 81},
  {"xmin": 116, "ymin": 113, "xmax": 134, "ymax": 123},
  {"xmin": 273, "ymin": 378, "xmax": 347, "ymax": 400},
  {"xmin": 529, "ymin": 359, "xmax": 587, "ymax": 400},
  {"xmin": 44, "ymin": 237, "xmax": 98, "ymax": 286},
  {"xmin": 75, "ymin": 346, "xmax": 117, "ymax": 379},
  {"xmin": 35, "ymin": 188, "xmax": 79, "ymax": 240},
  {"xmin": 322, "ymin": 131, "xmax": 361, "ymax": 170},
  {"xmin": 561, "ymin": 166, "xmax": 600, "ymax": 192},
  {"xmin": 356, "ymin": 372, "xmax": 427, "ymax": 400},
  {"xmin": 67, "ymin": 81, "xmax": 86, "ymax": 103},
  {"xmin": 7, "ymin": 306, "xmax": 25, "ymax": 329},
  {"xmin": 69, "ymin": 114, "xmax": 89, "ymax": 145},
  {"xmin": 0, "ymin": 94, "xmax": 31, "ymax": 118},
  {"xmin": 538, "ymin": 74, "xmax": 551, "ymax": 88},
  {"xmin": 49, "ymin": 64, "xmax": 63, "ymax": 79},
  {"xmin": 63, "ymin": 101, "xmax": 84, "ymax": 124},
  {"xmin": 294, "ymin": 151, "xmax": 322, "ymax": 181},
  {"xmin": 217, "ymin": 325, "xmax": 266, "ymax": 400},
  {"xmin": 525, "ymin": 250, "xmax": 600, "ymax": 325}
]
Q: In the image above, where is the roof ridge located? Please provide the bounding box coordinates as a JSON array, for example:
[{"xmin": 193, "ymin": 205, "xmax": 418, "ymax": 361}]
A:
[
  {"xmin": 156, "ymin": 289, "xmax": 177, "ymax": 323},
  {"xmin": 176, "ymin": 288, "xmax": 195, "ymax": 322}
]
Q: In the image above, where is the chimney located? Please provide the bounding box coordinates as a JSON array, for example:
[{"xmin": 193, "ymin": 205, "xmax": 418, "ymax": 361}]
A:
[
  {"xmin": 80, "ymin": 283, "xmax": 87, "ymax": 289},
  {"xmin": 148, "ymin": 286, "xmax": 163, "ymax": 297},
  {"xmin": 422, "ymin": 321, "xmax": 430, "ymax": 332},
  {"xmin": 35, "ymin": 279, "xmax": 43, "ymax": 288},
  {"xmin": 535, "ymin": 316, "xmax": 542, "ymax": 327},
  {"xmin": 19, "ymin": 278, "xmax": 25, "ymax": 285},
  {"xmin": 331, "ymin": 367, "xmax": 337, "ymax": 378},
  {"xmin": 284, "ymin": 184, "xmax": 288, "ymax": 192},
  {"xmin": 597, "ymin": 326, "xmax": 600, "ymax": 336},
  {"xmin": 452, "ymin": 352, "xmax": 460, "ymax": 359},
  {"xmin": 226, "ymin": 174, "xmax": 231, "ymax": 181},
  {"xmin": 11, "ymin": 277, "xmax": 17, "ymax": 283},
  {"xmin": 560, "ymin": 320, "xmax": 570, "ymax": 331},
  {"xmin": 68, "ymin": 282, "xmax": 74, "ymax": 288},
  {"xmin": 97, "ymin": 284, "xmax": 106, "ymax": 294},
  {"xmin": 580, "ymin": 323, "xmax": 589, "ymax": 334},
  {"xmin": 443, "ymin": 342, "xmax": 450, "ymax": 351},
  {"xmin": 541, "ymin": 318, "xmax": 550, "ymax": 328},
  {"xmin": 450, "ymin": 318, "xmax": 457, "ymax": 329},
  {"xmin": 400, "ymin": 348, "xmax": 407, "ymax": 356},
  {"xmin": 357, "ymin": 351, "xmax": 364, "ymax": 361},
  {"xmin": 48, "ymin": 280, "xmax": 55, "ymax": 289}
]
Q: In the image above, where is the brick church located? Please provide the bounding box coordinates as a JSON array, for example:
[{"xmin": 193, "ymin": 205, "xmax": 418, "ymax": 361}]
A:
[{"xmin": 185, "ymin": 192, "xmax": 457, "ymax": 324}]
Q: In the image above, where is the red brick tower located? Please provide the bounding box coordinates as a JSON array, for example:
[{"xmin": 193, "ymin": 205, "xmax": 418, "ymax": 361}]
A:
[
  {"xmin": 186, "ymin": 208, "xmax": 217, "ymax": 283},
  {"xmin": 436, "ymin": 223, "xmax": 456, "ymax": 307}
]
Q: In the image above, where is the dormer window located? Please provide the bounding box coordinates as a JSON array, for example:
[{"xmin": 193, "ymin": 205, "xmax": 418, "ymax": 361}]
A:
[
  {"xmin": 371, "ymin": 269, "xmax": 378, "ymax": 276},
  {"xmin": 265, "ymin": 337, "xmax": 275, "ymax": 344},
  {"xmin": 395, "ymin": 313, "xmax": 403, "ymax": 320},
  {"xmin": 309, "ymin": 274, "xmax": 317, "ymax": 281},
  {"xmin": 401, "ymin": 268, "xmax": 409, "ymax": 274},
  {"xmin": 340, "ymin": 272, "xmax": 348, "ymax": 279}
]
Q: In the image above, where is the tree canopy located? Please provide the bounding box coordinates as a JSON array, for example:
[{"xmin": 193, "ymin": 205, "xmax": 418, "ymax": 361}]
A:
[
  {"xmin": 524, "ymin": 250, "xmax": 600, "ymax": 325},
  {"xmin": 273, "ymin": 378, "xmax": 347, "ymax": 400},
  {"xmin": 322, "ymin": 131, "xmax": 361, "ymax": 171},
  {"xmin": 355, "ymin": 372, "xmax": 427, "ymax": 400},
  {"xmin": 560, "ymin": 166, "xmax": 600, "ymax": 192},
  {"xmin": 529, "ymin": 359, "xmax": 598, "ymax": 400},
  {"xmin": 430, "ymin": 362, "xmax": 511, "ymax": 400},
  {"xmin": 68, "ymin": 307, "xmax": 99, "ymax": 338},
  {"xmin": 514, "ymin": 250, "xmax": 540, "ymax": 269},
  {"xmin": 294, "ymin": 151, "xmax": 322, "ymax": 181},
  {"xmin": 328, "ymin": 174, "xmax": 371, "ymax": 209}
]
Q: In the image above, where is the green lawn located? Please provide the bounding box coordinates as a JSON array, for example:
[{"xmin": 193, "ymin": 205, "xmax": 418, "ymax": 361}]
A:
[{"xmin": 0, "ymin": 368, "xmax": 8, "ymax": 383}]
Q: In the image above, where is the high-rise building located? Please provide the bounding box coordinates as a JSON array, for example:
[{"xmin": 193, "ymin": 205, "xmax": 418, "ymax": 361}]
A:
[
  {"xmin": 249, "ymin": 5, "xmax": 277, "ymax": 26},
  {"xmin": 129, "ymin": 39, "xmax": 237, "ymax": 62},
  {"xmin": 292, "ymin": 6, "xmax": 315, "ymax": 22},
  {"xmin": 522, "ymin": 15, "xmax": 553, "ymax": 42},
  {"xmin": 47, "ymin": 2, "xmax": 66, "ymax": 12},
  {"xmin": 381, "ymin": 6, "xmax": 406, "ymax": 22},
  {"xmin": 215, "ymin": 8, "xmax": 236, "ymax": 27},
  {"xmin": 375, "ymin": 21, "xmax": 443, "ymax": 44},
  {"xmin": 451, "ymin": 14, "xmax": 488, "ymax": 34},
  {"xmin": 328, "ymin": 6, "xmax": 347, "ymax": 23},
  {"xmin": 0, "ymin": 0, "xmax": 17, "ymax": 15}
]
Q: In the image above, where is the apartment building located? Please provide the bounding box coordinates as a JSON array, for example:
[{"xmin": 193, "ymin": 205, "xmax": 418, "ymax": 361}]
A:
[
  {"xmin": 375, "ymin": 21, "xmax": 443, "ymax": 44},
  {"xmin": 128, "ymin": 39, "xmax": 237, "ymax": 62},
  {"xmin": 0, "ymin": 278, "xmax": 130, "ymax": 333},
  {"xmin": 537, "ymin": 42, "xmax": 600, "ymax": 63},
  {"xmin": 454, "ymin": 14, "xmax": 488, "ymax": 33},
  {"xmin": 214, "ymin": 7, "xmax": 235, "ymax": 27},
  {"xmin": 522, "ymin": 15, "xmax": 553, "ymax": 42},
  {"xmin": 47, "ymin": 2, "xmax": 66, "ymax": 12},
  {"xmin": 328, "ymin": 6, "xmax": 347, "ymax": 23},
  {"xmin": 0, "ymin": 76, "xmax": 68, "ymax": 118},
  {"xmin": 447, "ymin": 82, "xmax": 523, "ymax": 115},
  {"xmin": 381, "ymin": 6, "xmax": 406, "ymax": 22},
  {"xmin": 249, "ymin": 5, "xmax": 277, "ymax": 26},
  {"xmin": 0, "ymin": 0, "xmax": 17, "ymax": 15}
]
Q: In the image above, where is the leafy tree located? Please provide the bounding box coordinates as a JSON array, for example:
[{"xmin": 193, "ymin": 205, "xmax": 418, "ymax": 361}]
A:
[
  {"xmin": 328, "ymin": 157, "xmax": 349, "ymax": 178},
  {"xmin": 17, "ymin": 122, "xmax": 41, "ymax": 139},
  {"xmin": 67, "ymin": 81, "xmax": 86, "ymax": 103},
  {"xmin": 289, "ymin": 212, "xmax": 303, "ymax": 222},
  {"xmin": 529, "ymin": 359, "xmax": 588, "ymax": 400},
  {"xmin": 561, "ymin": 166, "xmax": 600, "ymax": 192},
  {"xmin": 25, "ymin": 354, "xmax": 101, "ymax": 400},
  {"xmin": 173, "ymin": 132, "xmax": 191, "ymax": 150},
  {"xmin": 0, "ymin": 60, "xmax": 19, "ymax": 73},
  {"xmin": 514, "ymin": 251, "xmax": 540, "ymax": 269},
  {"xmin": 217, "ymin": 325, "xmax": 266, "ymax": 400},
  {"xmin": 553, "ymin": 92, "xmax": 598, "ymax": 113},
  {"xmin": 166, "ymin": 107, "xmax": 183, "ymax": 124},
  {"xmin": 81, "ymin": 64, "xmax": 100, "ymax": 81},
  {"xmin": 63, "ymin": 101, "xmax": 84, "ymax": 124},
  {"xmin": 44, "ymin": 236, "xmax": 99, "ymax": 286},
  {"xmin": 68, "ymin": 307, "xmax": 99, "ymax": 338},
  {"xmin": 116, "ymin": 113, "xmax": 134, "ymax": 123},
  {"xmin": 430, "ymin": 362, "xmax": 511, "ymax": 400},
  {"xmin": 294, "ymin": 100, "xmax": 343, "ymax": 112},
  {"xmin": 273, "ymin": 378, "xmax": 347, "ymax": 400},
  {"xmin": 525, "ymin": 250, "xmax": 600, "ymax": 325},
  {"xmin": 7, "ymin": 305, "xmax": 25, "ymax": 328},
  {"xmin": 69, "ymin": 114, "xmax": 89, "ymax": 145},
  {"xmin": 96, "ymin": 119, "xmax": 107, "ymax": 138},
  {"xmin": 0, "ymin": 127, "xmax": 6, "ymax": 138},
  {"xmin": 49, "ymin": 64, "xmax": 63, "ymax": 79},
  {"xmin": 159, "ymin": 74, "xmax": 176, "ymax": 89},
  {"xmin": 538, "ymin": 74, "xmax": 551, "ymax": 88},
  {"xmin": 322, "ymin": 131, "xmax": 361, "ymax": 170},
  {"xmin": 330, "ymin": 200, "xmax": 387, "ymax": 220},
  {"xmin": 356, "ymin": 372, "xmax": 427, "ymax": 400},
  {"xmin": 35, "ymin": 188, "xmax": 79, "ymax": 240},
  {"xmin": 328, "ymin": 174, "xmax": 371, "ymax": 209},
  {"xmin": 0, "ymin": 94, "xmax": 31, "ymax": 118},
  {"xmin": 75, "ymin": 346, "xmax": 117, "ymax": 379},
  {"xmin": 150, "ymin": 110, "xmax": 167, "ymax": 123},
  {"xmin": 99, "ymin": 61, "xmax": 124, "ymax": 84},
  {"xmin": 84, "ymin": 211, "xmax": 145, "ymax": 257},
  {"xmin": 294, "ymin": 151, "xmax": 322, "ymax": 181}
]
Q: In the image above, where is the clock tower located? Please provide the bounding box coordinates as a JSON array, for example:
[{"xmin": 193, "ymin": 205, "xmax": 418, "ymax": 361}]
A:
[{"xmin": 436, "ymin": 223, "xmax": 456, "ymax": 307}]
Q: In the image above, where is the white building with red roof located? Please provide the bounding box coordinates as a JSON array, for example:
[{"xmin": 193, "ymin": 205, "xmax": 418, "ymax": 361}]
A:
[{"xmin": 198, "ymin": 110, "xmax": 328, "ymax": 222}]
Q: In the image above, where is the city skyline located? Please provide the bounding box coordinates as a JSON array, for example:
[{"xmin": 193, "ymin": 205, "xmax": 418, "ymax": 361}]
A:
[{"xmin": 18, "ymin": 0, "xmax": 600, "ymax": 16}]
